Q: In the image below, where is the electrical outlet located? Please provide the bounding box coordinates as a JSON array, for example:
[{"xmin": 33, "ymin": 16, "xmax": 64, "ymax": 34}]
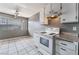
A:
[{"xmin": 73, "ymin": 26, "xmax": 77, "ymax": 31}]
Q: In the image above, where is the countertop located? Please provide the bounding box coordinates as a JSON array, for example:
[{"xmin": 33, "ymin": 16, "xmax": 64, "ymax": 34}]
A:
[
  {"xmin": 34, "ymin": 32, "xmax": 79, "ymax": 42},
  {"xmin": 34, "ymin": 32, "xmax": 55, "ymax": 38},
  {"xmin": 55, "ymin": 32, "xmax": 79, "ymax": 42}
]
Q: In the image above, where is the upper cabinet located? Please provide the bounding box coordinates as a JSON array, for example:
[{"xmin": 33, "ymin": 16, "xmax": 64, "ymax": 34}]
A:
[
  {"xmin": 40, "ymin": 3, "xmax": 78, "ymax": 25},
  {"xmin": 45, "ymin": 3, "xmax": 60, "ymax": 17},
  {"xmin": 40, "ymin": 8, "xmax": 48, "ymax": 25},
  {"xmin": 40, "ymin": 3, "xmax": 60, "ymax": 25},
  {"xmin": 45, "ymin": 4, "xmax": 51, "ymax": 16},
  {"xmin": 61, "ymin": 3, "xmax": 78, "ymax": 23},
  {"xmin": 51, "ymin": 3, "xmax": 60, "ymax": 13}
]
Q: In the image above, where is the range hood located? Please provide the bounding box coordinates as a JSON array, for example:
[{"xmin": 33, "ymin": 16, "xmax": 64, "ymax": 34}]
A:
[{"xmin": 47, "ymin": 3, "xmax": 62, "ymax": 18}]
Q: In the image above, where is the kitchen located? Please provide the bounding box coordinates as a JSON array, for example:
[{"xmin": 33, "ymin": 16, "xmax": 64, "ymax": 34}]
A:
[
  {"xmin": 29, "ymin": 3, "xmax": 79, "ymax": 55},
  {"xmin": 0, "ymin": 3, "xmax": 79, "ymax": 55}
]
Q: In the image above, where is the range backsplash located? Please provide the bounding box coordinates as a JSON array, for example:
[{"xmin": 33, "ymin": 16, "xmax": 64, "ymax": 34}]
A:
[{"xmin": 60, "ymin": 22, "xmax": 79, "ymax": 34}]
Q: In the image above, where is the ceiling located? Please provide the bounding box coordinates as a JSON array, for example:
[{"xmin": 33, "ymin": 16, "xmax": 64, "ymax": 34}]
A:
[{"xmin": 0, "ymin": 3, "xmax": 48, "ymax": 18}]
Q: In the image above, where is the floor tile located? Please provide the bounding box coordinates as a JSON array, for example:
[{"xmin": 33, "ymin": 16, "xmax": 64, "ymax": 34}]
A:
[
  {"xmin": 0, "ymin": 52, "xmax": 8, "ymax": 55},
  {"xmin": 0, "ymin": 36, "xmax": 43, "ymax": 55},
  {"xmin": 8, "ymin": 51, "xmax": 17, "ymax": 55},
  {"xmin": 28, "ymin": 49, "xmax": 39, "ymax": 55},
  {"xmin": 0, "ymin": 46, "xmax": 8, "ymax": 50},
  {"xmin": 17, "ymin": 49, "xmax": 28, "ymax": 55},
  {"xmin": 9, "ymin": 47, "xmax": 16, "ymax": 52},
  {"xmin": 0, "ymin": 49, "xmax": 8, "ymax": 55}
]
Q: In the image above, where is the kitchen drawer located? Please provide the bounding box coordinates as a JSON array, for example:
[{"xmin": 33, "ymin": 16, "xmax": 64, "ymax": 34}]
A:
[
  {"xmin": 56, "ymin": 40, "xmax": 75, "ymax": 50},
  {"xmin": 56, "ymin": 45, "xmax": 76, "ymax": 55}
]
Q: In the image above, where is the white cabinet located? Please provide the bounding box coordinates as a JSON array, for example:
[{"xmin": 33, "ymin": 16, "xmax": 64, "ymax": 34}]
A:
[
  {"xmin": 55, "ymin": 39, "xmax": 78, "ymax": 55},
  {"xmin": 40, "ymin": 3, "xmax": 78, "ymax": 24},
  {"xmin": 61, "ymin": 3, "xmax": 78, "ymax": 23},
  {"xmin": 40, "ymin": 3, "xmax": 60, "ymax": 25},
  {"xmin": 56, "ymin": 40, "xmax": 76, "ymax": 50},
  {"xmin": 45, "ymin": 4, "xmax": 51, "ymax": 16},
  {"xmin": 56, "ymin": 44, "xmax": 76, "ymax": 55},
  {"xmin": 52, "ymin": 3, "xmax": 60, "ymax": 13},
  {"xmin": 45, "ymin": 3, "xmax": 60, "ymax": 16},
  {"xmin": 40, "ymin": 8, "xmax": 48, "ymax": 24},
  {"xmin": 33, "ymin": 33, "xmax": 40, "ymax": 47}
]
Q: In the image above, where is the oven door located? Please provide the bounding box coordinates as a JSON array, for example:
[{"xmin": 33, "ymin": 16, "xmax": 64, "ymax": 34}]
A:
[{"xmin": 39, "ymin": 36, "xmax": 53, "ymax": 54}]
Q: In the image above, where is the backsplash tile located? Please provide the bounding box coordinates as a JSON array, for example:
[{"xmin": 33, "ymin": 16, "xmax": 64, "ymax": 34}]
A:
[{"xmin": 61, "ymin": 22, "xmax": 79, "ymax": 34}]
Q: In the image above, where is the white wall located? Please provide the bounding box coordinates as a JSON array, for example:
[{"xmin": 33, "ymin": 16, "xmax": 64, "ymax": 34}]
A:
[
  {"xmin": 28, "ymin": 12, "xmax": 46, "ymax": 36},
  {"xmin": 0, "ymin": 12, "xmax": 28, "ymax": 39}
]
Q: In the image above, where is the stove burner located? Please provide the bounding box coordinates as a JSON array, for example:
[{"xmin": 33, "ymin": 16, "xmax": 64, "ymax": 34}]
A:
[{"xmin": 49, "ymin": 33, "xmax": 55, "ymax": 35}]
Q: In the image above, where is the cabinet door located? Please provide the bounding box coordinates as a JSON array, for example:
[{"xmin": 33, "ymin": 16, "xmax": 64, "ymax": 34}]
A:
[
  {"xmin": 56, "ymin": 44, "xmax": 76, "ymax": 55},
  {"xmin": 52, "ymin": 3, "xmax": 60, "ymax": 12},
  {"xmin": 33, "ymin": 33, "xmax": 40, "ymax": 46},
  {"xmin": 56, "ymin": 39, "xmax": 76, "ymax": 50},
  {"xmin": 61, "ymin": 3, "xmax": 78, "ymax": 23},
  {"xmin": 45, "ymin": 4, "xmax": 51, "ymax": 16},
  {"xmin": 45, "ymin": 3, "xmax": 60, "ymax": 16},
  {"xmin": 40, "ymin": 8, "xmax": 48, "ymax": 24}
]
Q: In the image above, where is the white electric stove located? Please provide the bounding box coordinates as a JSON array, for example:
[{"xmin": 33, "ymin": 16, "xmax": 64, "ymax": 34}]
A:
[{"xmin": 37, "ymin": 27, "xmax": 60, "ymax": 55}]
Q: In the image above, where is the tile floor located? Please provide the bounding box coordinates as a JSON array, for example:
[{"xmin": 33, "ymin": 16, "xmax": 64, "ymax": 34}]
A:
[{"xmin": 0, "ymin": 36, "xmax": 43, "ymax": 55}]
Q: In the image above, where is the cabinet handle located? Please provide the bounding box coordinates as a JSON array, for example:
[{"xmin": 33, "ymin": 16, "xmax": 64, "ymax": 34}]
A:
[
  {"xmin": 60, "ymin": 48, "xmax": 66, "ymax": 51},
  {"xmin": 60, "ymin": 43, "xmax": 67, "ymax": 46}
]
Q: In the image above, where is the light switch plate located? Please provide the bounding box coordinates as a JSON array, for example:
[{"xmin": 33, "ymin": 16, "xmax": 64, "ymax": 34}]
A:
[{"xmin": 73, "ymin": 26, "xmax": 77, "ymax": 31}]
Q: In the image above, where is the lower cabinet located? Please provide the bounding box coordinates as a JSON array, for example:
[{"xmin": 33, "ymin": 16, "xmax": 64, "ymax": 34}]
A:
[
  {"xmin": 56, "ymin": 44, "xmax": 76, "ymax": 55},
  {"xmin": 33, "ymin": 33, "xmax": 40, "ymax": 47},
  {"xmin": 55, "ymin": 39, "xmax": 78, "ymax": 55},
  {"xmin": 33, "ymin": 34, "xmax": 79, "ymax": 55}
]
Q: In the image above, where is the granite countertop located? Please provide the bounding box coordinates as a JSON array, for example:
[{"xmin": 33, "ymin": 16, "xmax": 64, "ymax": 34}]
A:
[{"xmin": 55, "ymin": 32, "xmax": 79, "ymax": 42}]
